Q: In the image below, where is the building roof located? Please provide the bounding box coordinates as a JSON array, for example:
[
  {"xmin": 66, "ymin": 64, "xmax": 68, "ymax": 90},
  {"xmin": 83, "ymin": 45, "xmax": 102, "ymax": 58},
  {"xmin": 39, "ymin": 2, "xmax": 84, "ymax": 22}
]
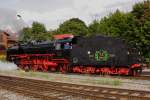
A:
[
  {"xmin": 0, "ymin": 30, "xmax": 9, "ymax": 36},
  {"xmin": 53, "ymin": 34, "xmax": 74, "ymax": 40}
]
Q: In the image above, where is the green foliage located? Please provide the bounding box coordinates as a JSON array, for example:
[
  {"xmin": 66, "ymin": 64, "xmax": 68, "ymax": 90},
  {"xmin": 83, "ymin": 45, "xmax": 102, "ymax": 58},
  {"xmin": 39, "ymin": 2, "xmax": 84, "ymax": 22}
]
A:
[
  {"xmin": 88, "ymin": 20, "xmax": 100, "ymax": 36},
  {"xmin": 131, "ymin": 1, "xmax": 150, "ymax": 59},
  {"xmin": 57, "ymin": 18, "xmax": 89, "ymax": 36},
  {"xmin": 88, "ymin": 10, "xmax": 135, "ymax": 37},
  {"xmin": 32, "ymin": 22, "xmax": 46, "ymax": 34},
  {"xmin": 132, "ymin": 0, "xmax": 150, "ymax": 19},
  {"xmin": 0, "ymin": 54, "xmax": 6, "ymax": 62},
  {"xmin": 20, "ymin": 27, "xmax": 32, "ymax": 42},
  {"xmin": 20, "ymin": 22, "xmax": 52, "ymax": 41},
  {"xmin": 100, "ymin": 10, "xmax": 134, "ymax": 37}
]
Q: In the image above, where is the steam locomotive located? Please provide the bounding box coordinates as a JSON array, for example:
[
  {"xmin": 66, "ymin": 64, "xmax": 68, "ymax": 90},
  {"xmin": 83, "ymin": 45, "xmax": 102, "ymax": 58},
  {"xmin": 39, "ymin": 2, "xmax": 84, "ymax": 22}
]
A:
[{"xmin": 6, "ymin": 34, "xmax": 143, "ymax": 76}]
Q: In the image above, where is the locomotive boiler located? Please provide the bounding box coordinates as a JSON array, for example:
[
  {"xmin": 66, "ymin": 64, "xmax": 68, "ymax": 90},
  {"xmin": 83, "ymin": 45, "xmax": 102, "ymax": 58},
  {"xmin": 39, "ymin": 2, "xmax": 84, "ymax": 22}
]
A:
[{"xmin": 6, "ymin": 34, "xmax": 143, "ymax": 76}]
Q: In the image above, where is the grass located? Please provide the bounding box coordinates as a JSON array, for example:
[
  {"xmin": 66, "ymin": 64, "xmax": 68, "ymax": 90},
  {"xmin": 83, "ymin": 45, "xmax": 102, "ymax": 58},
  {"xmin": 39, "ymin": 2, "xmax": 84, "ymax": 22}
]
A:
[
  {"xmin": 19, "ymin": 70, "xmax": 27, "ymax": 77},
  {"xmin": 148, "ymin": 83, "xmax": 150, "ymax": 89},
  {"xmin": 40, "ymin": 73, "xmax": 49, "ymax": 79},
  {"xmin": 18, "ymin": 70, "xmax": 49, "ymax": 79},
  {"xmin": 0, "ymin": 54, "xmax": 6, "ymax": 62},
  {"xmin": 81, "ymin": 78, "xmax": 122, "ymax": 86},
  {"xmin": 22, "ymin": 71, "xmax": 122, "ymax": 86},
  {"xmin": 0, "ymin": 69, "xmax": 122, "ymax": 86}
]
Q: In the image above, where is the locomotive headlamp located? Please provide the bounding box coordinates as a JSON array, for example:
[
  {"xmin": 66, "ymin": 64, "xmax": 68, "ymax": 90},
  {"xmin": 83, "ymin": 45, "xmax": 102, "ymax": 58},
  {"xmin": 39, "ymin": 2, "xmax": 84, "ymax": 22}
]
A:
[{"xmin": 87, "ymin": 51, "xmax": 91, "ymax": 54}]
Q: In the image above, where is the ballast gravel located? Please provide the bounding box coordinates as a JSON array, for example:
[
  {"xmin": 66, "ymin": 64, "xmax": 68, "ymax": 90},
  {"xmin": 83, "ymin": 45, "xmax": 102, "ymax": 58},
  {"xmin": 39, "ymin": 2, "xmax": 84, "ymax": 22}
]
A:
[
  {"xmin": 0, "ymin": 69, "xmax": 150, "ymax": 100},
  {"xmin": 0, "ymin": 87, "xmax": 38, "ymax": 100}
]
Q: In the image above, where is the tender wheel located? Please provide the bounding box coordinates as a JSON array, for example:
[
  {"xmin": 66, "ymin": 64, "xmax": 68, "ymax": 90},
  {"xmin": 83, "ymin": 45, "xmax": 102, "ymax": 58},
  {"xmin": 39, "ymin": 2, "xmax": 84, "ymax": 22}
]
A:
[{"xmin": 132, "ymin": 68, "xmax": 142, "ymax": 76}]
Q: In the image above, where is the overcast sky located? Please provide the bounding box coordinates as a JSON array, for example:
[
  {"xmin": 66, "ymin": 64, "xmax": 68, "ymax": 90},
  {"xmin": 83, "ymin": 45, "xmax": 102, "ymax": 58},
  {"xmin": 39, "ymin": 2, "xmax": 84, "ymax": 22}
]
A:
[{"xmin": 0, "ymin": 0, "xmax": 143, "ymax": 32}]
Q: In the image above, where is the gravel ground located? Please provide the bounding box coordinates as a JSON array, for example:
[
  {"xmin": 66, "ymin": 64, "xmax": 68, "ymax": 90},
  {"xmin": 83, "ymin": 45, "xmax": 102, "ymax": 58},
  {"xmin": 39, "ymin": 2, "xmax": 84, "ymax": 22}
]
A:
[
  {"xmin": 0, "ymin": 70, "xmax": 150, "ymax": 100},
  {"xmin": 0, "ymin": 87, "xmax": 38, "ymax": 100},
  {"xmin": 0, "ymin": 70, "xmax": 150, "ymax": 91}
]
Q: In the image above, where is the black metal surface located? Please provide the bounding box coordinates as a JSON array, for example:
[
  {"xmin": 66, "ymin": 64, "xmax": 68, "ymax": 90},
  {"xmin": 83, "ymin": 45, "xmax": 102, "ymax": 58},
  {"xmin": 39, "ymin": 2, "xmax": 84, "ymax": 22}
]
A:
[
  {"xmin": 6, "ymin": 35, "xmax": 142, "ymax": 68},
  {"xmin": 70, "ymin": 36, "xmax": 142, "ymax": 67}
]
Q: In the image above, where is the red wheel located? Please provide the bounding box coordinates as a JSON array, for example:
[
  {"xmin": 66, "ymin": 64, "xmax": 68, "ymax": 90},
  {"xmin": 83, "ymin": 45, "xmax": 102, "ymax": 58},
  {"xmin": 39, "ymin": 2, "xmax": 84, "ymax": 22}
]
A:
[
  {"xmin": 132, "ymin": 68, "xmax": 142, "ymax": 76},
  {"xmin": 50, "ymin": 67, "xmax": 57, "ymax": 72},
  {"xmin": 40, "ymin": 65, "xmax": 48, "ymax": 72},
  {"xmin": 59, "ymin": 64, "xmax": 68, "ymax": 73},
  {"xmin": 31, "ymin": 65, "xmax": 38, "ymax": 71},
  {"xmin": 24, "ymin": 65, "xmax": 30, "ymax": 72}
]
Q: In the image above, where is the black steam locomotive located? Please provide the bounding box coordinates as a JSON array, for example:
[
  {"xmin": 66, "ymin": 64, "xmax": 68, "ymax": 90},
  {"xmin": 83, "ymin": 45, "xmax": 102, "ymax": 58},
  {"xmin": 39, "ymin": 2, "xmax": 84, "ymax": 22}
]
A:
[{"xmin": 7, "ymin": 34, "xmax": 143, "ymax": 76}]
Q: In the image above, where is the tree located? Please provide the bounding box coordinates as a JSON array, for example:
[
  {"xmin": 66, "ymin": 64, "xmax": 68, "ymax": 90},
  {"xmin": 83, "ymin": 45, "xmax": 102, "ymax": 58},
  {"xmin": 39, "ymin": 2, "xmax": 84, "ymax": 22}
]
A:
[
  {"xmin": 31, "ymin": 22, "xmax": 47, "ymax": 40},
  {"xmin": 95, "ymin": 10, "xmax": 134, "ymax": 37},
  {"xmin": 57, "ymin": 18, "xmax": 89, "ymax": 36},
  {"xmin": 32, "ymin": 22, "xmax": 46, "ymax": 34},
  {"xmin": 19, "ymin": 27, "xmax": 32, "ymax": 42},
  {"xmin": 20, "ymin": 22, "xmax": 52, "ymax": 41},
  {"xmin": 131, "ymin": 1, "xmax": 150, "ymax": 59},
  {"xmin": 132, "ymin": 0, "xmax": 150, "ymax": 19},
  {"xmin": 88, "ymin": 20, "xmax": 100, "ymax": 36}
]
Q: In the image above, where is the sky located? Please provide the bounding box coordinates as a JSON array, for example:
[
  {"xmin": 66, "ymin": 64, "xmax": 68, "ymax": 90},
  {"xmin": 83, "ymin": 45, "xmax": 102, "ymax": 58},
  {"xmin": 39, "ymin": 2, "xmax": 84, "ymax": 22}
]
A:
[{"xmin": 0, "ymin": 0, "xmax": 143, "ymax": 32}]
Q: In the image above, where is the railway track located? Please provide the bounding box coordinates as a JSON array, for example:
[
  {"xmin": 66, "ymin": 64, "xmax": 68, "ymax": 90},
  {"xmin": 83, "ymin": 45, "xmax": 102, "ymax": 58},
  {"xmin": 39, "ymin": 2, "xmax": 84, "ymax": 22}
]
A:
[{"xmin": 0, "ymin": 75, "xmax": 150, "ymax": 100}]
